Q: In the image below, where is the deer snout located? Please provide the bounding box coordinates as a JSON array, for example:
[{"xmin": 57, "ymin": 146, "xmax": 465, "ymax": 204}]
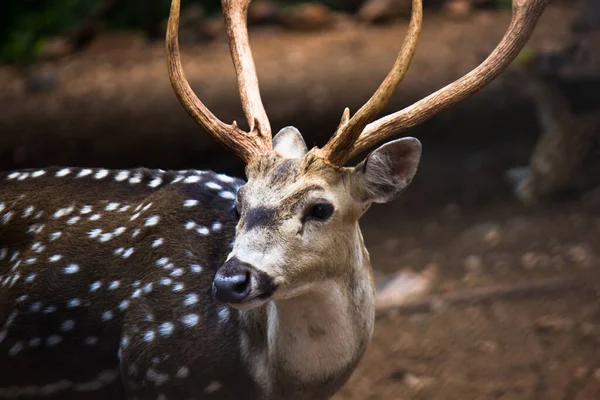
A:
[{"xmin": 213, "ymin": 258, "xmax": 277, "ymax": 306}]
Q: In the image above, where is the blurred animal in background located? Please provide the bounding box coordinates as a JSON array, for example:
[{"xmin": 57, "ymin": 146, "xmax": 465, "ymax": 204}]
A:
[{"xmin": 505, "ymin": 0, "xmax": 600, "ymax": 205}]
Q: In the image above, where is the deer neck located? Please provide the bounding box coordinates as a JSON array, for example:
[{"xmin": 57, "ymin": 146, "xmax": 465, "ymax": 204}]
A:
[{"xmin": 241, "ymin": 227, "xmax": 376, "ymax": 400}]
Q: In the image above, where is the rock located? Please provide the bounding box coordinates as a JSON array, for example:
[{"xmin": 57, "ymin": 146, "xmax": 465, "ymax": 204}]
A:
[
  {"xmin": 483, "ymin": 227, "xmax": 500, "ymax": 246},
  {"xmin": 533, "ymin": 315, "xmax": 575, "ymax": 332},
  {"xmin": 375, "ymin": 264, "xmax": 439, "ymax": 310},
  {"xmin": 464, "ymin": 255, "xmax": 483, "ymax": 271},
  {"xmin": 248, "ymin": 0, "xmax": 283, "ymax": 26},
  {"xmin": 566, "ymin": 244, "xmax": 595, "ymax": 268},
  {"xmin": 521, "ymin": 251, "xmax": 550, "ymax": 269},
  {"xmin": 443, "ymin": 0, "xmax": 472, "ymax": 18},
  {"xmin": 357, "ymin": 0, "xmax": 412, "ymax": 24},
  {"xmin": 459, "ymin": 222, "xmax": 501, "ymax": 247},
  {"xmin": 404, "ymin": 373, "xmax": 435, "ymax": 391},
  {"xmin": 281, "ymin": 3, "xmax": 336, "ymax": 32}
]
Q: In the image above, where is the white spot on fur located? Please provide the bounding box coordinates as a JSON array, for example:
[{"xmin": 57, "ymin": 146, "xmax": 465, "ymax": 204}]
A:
[
  {"xmin": 145, "ymin": 216, "xmax": 160, "ymax": 227},
  {"xmin": 77, "ymin": 169, "xmax": 92, "ymax": 178},
  {"xmin": 206, "ymin": 182, "xmax": 222, "ymax": 190},
  {"xmin": 204, "ymin": 381, "xmax": 222, "ymax": 393},
  {"xmin": 149, "ymin": 177, "xmax": 162, "ymax": 188},
  {"xmin": 185, "ymin": 221, "xmax": 196, "ymax": 230},
  {"xmin": 2, "ymin": 211, "xmax": 14, "ymax": 224},
  {"xmin": 118, "ymin": 300, "xmax": 129, "ymax": 311},
  {"xmin": 159, "ymin": 277, "xmax": 172, "ymax": 286},
  {"xmin": 64, "ymin": 264, "xmax": 79, "ymax": 274},
  {"xmin": 172, "ymin": 283, "xmax": 184, "ymax": 292},
  {"xmin": 115, "ymin": 171, "xmax": 130, "ymax": 181},
  {"xmin": 49, "ymin": 232, "xmax": 62, "ymax": 241},
  {"xmin": 67, "ymin": 299, "xmax": 81, "ymax": 308},
  {"xmin": 143, "ymin": 331, "xmax": 155, "ymax": 343},
  {"xmin": 105, "ymin": 202, "xmax": 120, "ymax": 211},
  {"xmin": 183, "ymin": 199, "xmax": 198, "ymax": 207},
  {"xmin": 89, "ymin": 214, "xmax": 101, "ymax": 221},
  {"xmin": 101, "ymin": 311, "xmax": 114, "ymax": 321},
  {"xmin": 22, "ymin": 206, "xmax": 34, "ymax": 218},
  {"xmin": 181, "ymin": 314, "xmax": 198, "ymax": 327},
  {"xmin": 8, "ymin": 342, "xmax": 23, "ymax": 356},
  {"xmin": 190, "ymin": 264, "xmax": 203, "ymax": 274},
  {"xmin": 122, "ymin": 248, "xmax": 135, "ymax": 258},
  {"xmin": 56, "ymin": 168, "xmax": 71, "ymax": 177},
  {"xmin": 80, "ymin": 205, "xmax": 93, "ymax": 214},
  {"xmin": 184, "ymin": 294, "xmax": 198, "ymax": 306},
  {"xmin": 94, "ymin": 170, "xmax": 109, "ymax": 179},
  {"xmin": 46, "ymin": 335, "xmax": 62, "ymax": 346},
  {"xmin": 175, "ymin": 367, "xmax": 189, "ymax": 379},
  {"xmin": 219, "ymin": 191, "xmax": 236, "ymax": 200},
  {"xmin": 195, "ymin": 226, "xmax": 209, "ymax": 236},
  {"xmin": 184, "ymin": 176, "xmax": 200, "ymax": 184},
  {"xmin": 66, "ymin": 216, "xmax": 80, "ymax": 225},
  {"xmin": 60, "ymin": 320, "xmax": 75, "ymax": 332},
  {"xmin": 159, "ymin": 322, "xmax": 174, "ymax": 337},
  {"xmin": 84, "ymin": 337, "xmax": 98, "ymax": 346}
]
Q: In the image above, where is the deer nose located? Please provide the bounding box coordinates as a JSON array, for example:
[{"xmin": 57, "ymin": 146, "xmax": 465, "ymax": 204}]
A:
[{"xmin": 213, "ymin": 260, "xmax": 253, "ymax": 303}]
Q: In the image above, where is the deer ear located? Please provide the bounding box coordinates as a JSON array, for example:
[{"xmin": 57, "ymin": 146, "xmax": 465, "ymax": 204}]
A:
[
  {"xmin": 273, "ymin": 126, "xmax": 308, "ymax": 159},
  {"xmin": 352, "ymin": 137, "xmax": 421, "ymax": 204}
]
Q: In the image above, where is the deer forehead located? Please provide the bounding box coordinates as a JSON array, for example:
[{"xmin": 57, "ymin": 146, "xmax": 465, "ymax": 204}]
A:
[{"xmin": 241, "ymin": 153, "xmax": 348, "ymax": 208}]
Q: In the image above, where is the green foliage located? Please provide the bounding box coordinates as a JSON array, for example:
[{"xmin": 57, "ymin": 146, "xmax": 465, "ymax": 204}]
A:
[
  {"xmin": 1, "ymin": 0, "xmax": 97, "ymax": 64},
  {"xmin": 514, "ymin": 47, "xmax": 537, "ymax": 66},
  {"xmin": 0, "ymin": 0, "xmax": 377, "ymax": 64}
]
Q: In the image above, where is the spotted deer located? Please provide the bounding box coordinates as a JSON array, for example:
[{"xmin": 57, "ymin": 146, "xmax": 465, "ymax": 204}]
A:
[{"xmin": 0, "ymin": 0, "xmax": 548, "ymax": 398}]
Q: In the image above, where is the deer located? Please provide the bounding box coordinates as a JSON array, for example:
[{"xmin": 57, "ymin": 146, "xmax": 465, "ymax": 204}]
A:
[{"xmin": 0, "ymin": 0, "xmax": 548, "ymax": 398}]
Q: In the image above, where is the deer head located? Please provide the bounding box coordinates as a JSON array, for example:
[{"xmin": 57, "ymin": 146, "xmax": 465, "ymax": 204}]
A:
[{"xmin": 166, "ymin": 0, "xmax": 549, "ymax": 310}]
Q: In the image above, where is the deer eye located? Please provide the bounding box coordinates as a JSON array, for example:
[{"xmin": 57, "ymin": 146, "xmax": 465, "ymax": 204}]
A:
[{"xmin": 306, "ymin": 203, "xmax": 334, "ymax": 221}]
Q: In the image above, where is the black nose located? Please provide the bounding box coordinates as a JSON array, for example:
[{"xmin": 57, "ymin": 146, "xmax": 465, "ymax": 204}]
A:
[{"xmin": 213, "ymin": 260, "xmax": 252, "ymax": 303}]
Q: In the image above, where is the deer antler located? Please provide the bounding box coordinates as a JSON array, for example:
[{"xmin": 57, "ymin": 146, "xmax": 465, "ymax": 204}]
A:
[
  {"xmin": 320, "ymin": 0, "xmax": 550, "ymax": 166},
  {"xmin": 166, "ymin": 0, "xmax": 272, "ymax": 164},
  {"xmin": 318, "ymin": 0, "xmax": 423, "ymax": 166}
]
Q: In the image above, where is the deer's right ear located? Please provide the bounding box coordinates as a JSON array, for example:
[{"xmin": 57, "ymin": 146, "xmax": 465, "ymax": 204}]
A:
[
  {"xmin": 273, "ymin": 126, "xmax": 308, "ymax": 159},
  {"xmin": 352, "ymin": 137, "xmax": 421, "ymax": 204}
]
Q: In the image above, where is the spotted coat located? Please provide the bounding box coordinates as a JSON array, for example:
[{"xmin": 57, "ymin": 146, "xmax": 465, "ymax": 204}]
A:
[{"xmin": 0, "ymin": 167, "xmax": 256, "ymax": 399}]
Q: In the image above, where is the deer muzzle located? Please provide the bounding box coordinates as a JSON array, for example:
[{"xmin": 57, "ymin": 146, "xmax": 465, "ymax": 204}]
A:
[{"xmin": 213, "ymin": 257, "xmax": 277, "ymax": 307}]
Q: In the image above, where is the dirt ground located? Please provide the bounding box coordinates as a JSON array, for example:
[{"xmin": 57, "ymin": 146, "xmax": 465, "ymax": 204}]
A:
[{"xmin": 1, "ymin": 2, "xmax": 600, "ymax": 399}]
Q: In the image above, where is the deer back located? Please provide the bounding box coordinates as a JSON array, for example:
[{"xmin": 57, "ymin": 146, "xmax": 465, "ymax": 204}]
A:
[{"xmin": 0, "ymin": 167, "xmax": 261, "ymax": 399}]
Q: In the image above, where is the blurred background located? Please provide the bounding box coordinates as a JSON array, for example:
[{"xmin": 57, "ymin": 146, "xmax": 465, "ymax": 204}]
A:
[{"xmin": 1, "ymin": 0, "xmax": 600, "ymax": 398}]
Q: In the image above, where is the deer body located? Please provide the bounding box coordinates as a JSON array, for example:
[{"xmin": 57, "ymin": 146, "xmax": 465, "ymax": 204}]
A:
[{"xmin": 0, "ymin": 162, "xmax": 376, "ymax": 400}]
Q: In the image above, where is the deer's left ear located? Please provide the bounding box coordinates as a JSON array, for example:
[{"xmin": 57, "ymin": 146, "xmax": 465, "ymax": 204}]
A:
[{"xmin": 352, "ymin": 137, "xmax": 422, "ymax": 204}]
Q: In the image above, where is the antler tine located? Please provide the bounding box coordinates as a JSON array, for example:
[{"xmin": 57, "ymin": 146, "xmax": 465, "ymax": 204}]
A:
[
  {"xmin": 318, "ymin": 0, "xmax": 423, "ymax": 167},
  {"xmin": 166, "ymin": 0, "xmax": 271, "ymax": 164},
  {"xmin": 222, "ymin": 0, "xmax": 272, "ymax": 141},
  {"xmin": 348, "ymin": 0, "xmax": 550, "ymax": 161}
]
